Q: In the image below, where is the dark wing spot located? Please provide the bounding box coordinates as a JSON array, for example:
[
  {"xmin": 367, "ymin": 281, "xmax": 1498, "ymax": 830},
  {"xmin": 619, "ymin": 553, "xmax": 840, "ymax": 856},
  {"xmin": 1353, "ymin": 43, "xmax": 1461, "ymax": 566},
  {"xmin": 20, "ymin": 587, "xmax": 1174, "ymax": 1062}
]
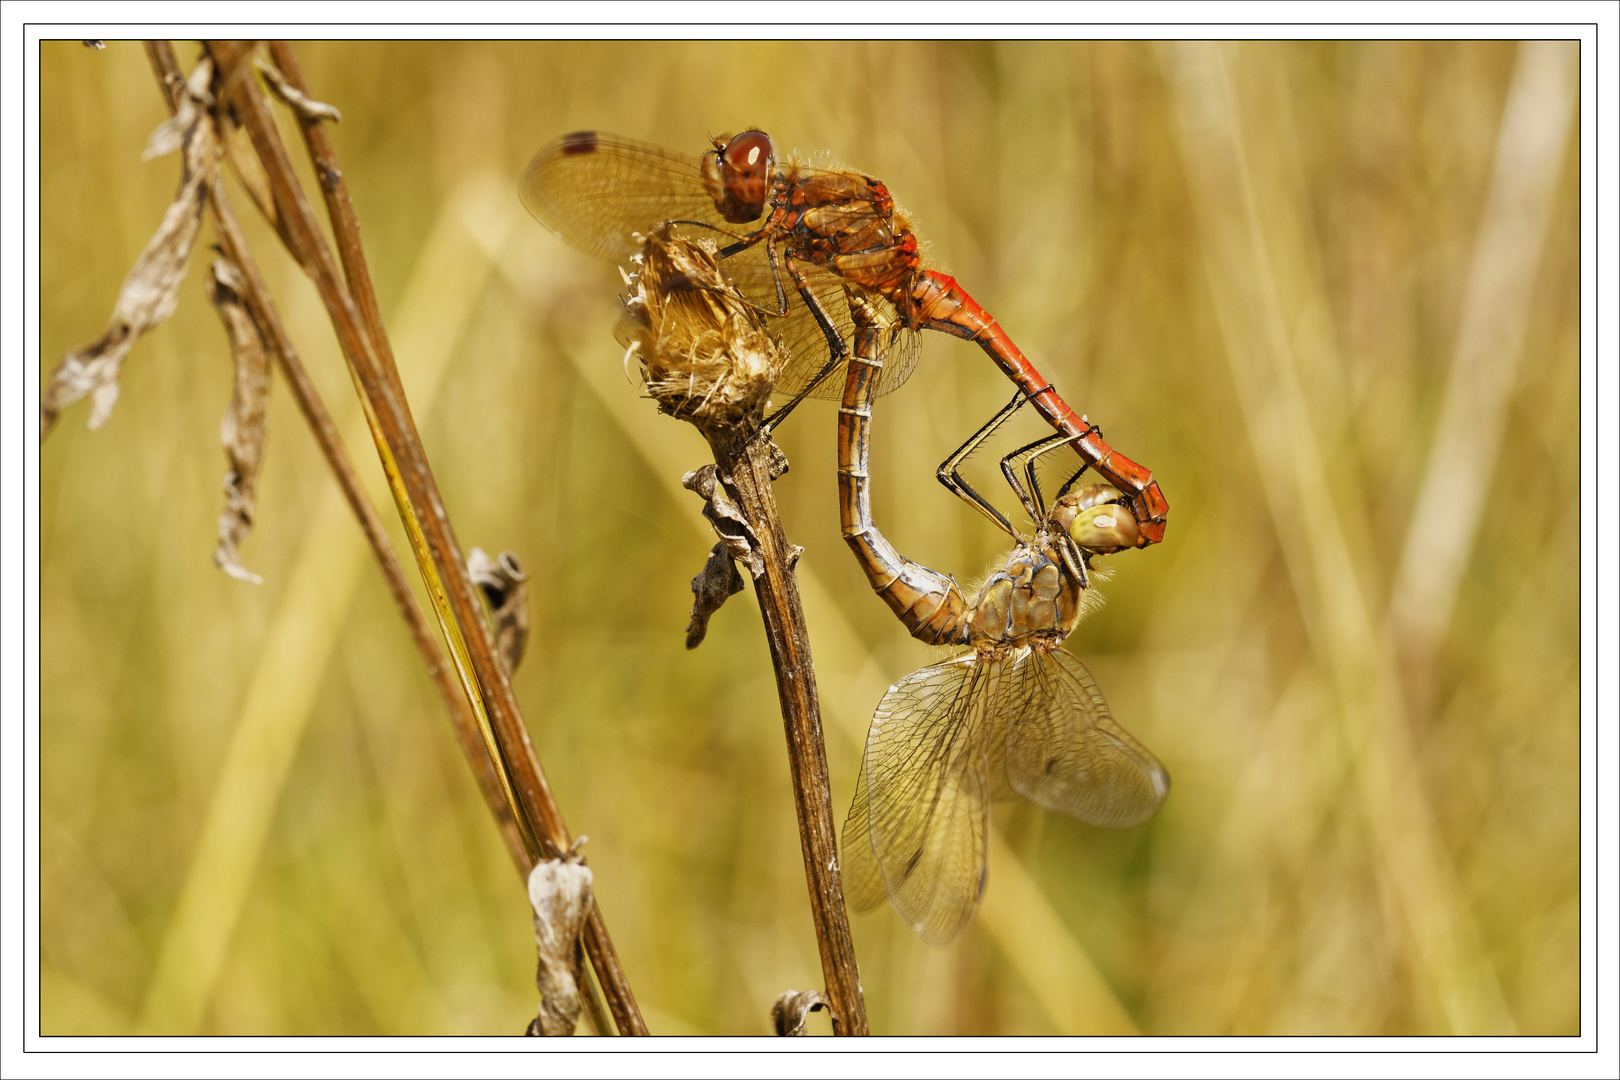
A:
[
  {"xmin": 559, "ymin": 131, "xmax": 600, "ymax": 156},
  {"xmin": 902, "ymin": 847, "xmax": 923, "ymax": 880},
  {"xmin": 975, "ymin": 863, "xmax": 988, "ymax": 901}
]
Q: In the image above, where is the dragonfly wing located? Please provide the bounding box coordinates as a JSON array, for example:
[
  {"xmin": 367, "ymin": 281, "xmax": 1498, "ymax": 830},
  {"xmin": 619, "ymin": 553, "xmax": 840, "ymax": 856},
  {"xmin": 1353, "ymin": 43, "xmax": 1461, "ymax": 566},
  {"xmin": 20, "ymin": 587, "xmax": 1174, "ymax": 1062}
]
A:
[
  {"xmin": 839, "ymin": 756, "xmax": 888, "ymax": 914},
  {"xmin": 842, "ymin": 653, "xmax": 997, "ymax": 946},
  {"xmin": 755, "ymin": 276, "xmax": 922, "ymax": 402},
  {"xmin": 520, "ymin": 132, "xmax": 726, "ymax": 263},
  {"xmin": 879, "ymin": 326, "xmax": 923, "ymax": 399},
  {"xmin": 764, "ymin": 270, "xmax": 856, "ymax": 401},
  {"xmin": 1003, "ymin": 647, "xmax": 1169, "ymax": 828}
]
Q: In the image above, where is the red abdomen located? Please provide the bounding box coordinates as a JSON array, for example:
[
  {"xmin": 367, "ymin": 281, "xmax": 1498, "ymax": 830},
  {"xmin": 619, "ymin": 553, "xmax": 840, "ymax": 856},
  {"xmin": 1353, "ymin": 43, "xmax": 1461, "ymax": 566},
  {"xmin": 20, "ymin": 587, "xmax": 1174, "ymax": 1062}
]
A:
[{"xmin": 901, "ymin": 271, "xmax": 1169, "ymax": 546}]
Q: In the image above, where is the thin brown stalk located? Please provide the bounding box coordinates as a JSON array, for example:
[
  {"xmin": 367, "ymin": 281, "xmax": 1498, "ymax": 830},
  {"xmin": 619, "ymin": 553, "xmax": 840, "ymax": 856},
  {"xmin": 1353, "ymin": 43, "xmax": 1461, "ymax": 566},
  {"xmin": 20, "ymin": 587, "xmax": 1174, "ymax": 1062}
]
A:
[
  {"xmin": 142, "ymin": 40, "xmax": 530, "ymax": 877},
  {"xmin": 716, "ymin": 434, "xmax": 869, "ymax": 1036},
  {"xmin": 202, "ymin": 39, "xmax": 644, "ymax": 1035}
]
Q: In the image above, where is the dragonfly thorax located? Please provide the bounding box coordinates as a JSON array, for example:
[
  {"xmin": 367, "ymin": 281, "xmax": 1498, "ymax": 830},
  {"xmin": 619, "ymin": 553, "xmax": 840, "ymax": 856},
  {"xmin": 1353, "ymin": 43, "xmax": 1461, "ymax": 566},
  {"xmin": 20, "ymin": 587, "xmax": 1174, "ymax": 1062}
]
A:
[{"xmin": 964, "ymin": 540, "xmax": 1085, "ymax": 647}]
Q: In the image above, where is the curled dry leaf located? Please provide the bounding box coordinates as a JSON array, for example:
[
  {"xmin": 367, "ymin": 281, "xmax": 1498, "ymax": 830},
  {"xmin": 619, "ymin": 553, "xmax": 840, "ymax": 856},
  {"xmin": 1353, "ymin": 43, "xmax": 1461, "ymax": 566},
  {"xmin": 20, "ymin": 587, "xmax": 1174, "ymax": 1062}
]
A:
[
  {"xmin": 468, "ymin": 547, "xmax": 531, "ymax": 675},
  {"xmin": 685, "ymin": 541, "xmax": 745, "ymax": 650},
  {"xmin": 204, "ymin": 256, "xmax": 271, "ymax": 584},
  {"xmin": 617, "ymin": 223, "xmax": 786, "ymax": 443},
  {"xmin": 682, "ymin": 463, "xmax": 765, "ymax": 578},
  {"xmin": 770, "ymin": 989, "xmax": 832, "ymax": 1036},
  {"xmin": 40, "ymin": 57, "xmax": 221, "ymax": 440},
  {"xmin": 256, "ymin": 60, "xmax": 343, "ymax": 124},
  {"xmin": 524, "ymin": 845, "xmax": 594, "ymax": 1037}
]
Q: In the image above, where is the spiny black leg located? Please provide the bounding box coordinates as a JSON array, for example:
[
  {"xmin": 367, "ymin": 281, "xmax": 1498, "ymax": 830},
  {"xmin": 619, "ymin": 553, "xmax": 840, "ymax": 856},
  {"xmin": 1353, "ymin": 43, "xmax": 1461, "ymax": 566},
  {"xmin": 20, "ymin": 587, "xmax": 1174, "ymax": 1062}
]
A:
[
  {"xmin": 937, "ymin": 392, "xmax": 1025, "ymax": 539},
  {"xmin": 1053, "ymin": 420, "xmax": 1103, "ymax": 502},
  {"xmin": 1000, "ymin": 432, "xmax": 1078, "ymax": 523},
  {"xmin": 751, "ymin": 256, "xmax": 853, "ymax": 439}
]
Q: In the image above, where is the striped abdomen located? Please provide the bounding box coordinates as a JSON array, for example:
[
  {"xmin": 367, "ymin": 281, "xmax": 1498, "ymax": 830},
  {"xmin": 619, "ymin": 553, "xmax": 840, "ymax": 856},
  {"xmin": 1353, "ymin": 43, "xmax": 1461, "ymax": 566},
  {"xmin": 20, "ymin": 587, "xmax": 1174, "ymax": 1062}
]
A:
[{"xmin": 838, "ymin": 297, "xmax": 968, "ymax": 646}]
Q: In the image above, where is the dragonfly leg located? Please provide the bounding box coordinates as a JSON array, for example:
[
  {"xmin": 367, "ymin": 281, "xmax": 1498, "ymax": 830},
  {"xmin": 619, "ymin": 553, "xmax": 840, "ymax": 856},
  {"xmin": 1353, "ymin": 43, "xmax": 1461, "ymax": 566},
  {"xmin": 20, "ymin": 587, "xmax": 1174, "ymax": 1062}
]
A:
[
  {"xmin": 936, "ymin": 392, "xmax": 1026, "ymax": 540},
  {"xmin": 1052, "ymin": 419, "xmax": 1105, "ymax": 502},
  {"xmin": 752, "ymin": 254, "xmax": 856, "ymax": 436},
  {"xmin": 1018, "ymin": 432, "xmax": 1094, "ymax": 588},
  {"xmin": 669, "ymin": 217, "xmax": 754, "ymax": 250},
  {"xmin": 1000, "ymin": 432, "xmax": 1082, "ymax": 523}
]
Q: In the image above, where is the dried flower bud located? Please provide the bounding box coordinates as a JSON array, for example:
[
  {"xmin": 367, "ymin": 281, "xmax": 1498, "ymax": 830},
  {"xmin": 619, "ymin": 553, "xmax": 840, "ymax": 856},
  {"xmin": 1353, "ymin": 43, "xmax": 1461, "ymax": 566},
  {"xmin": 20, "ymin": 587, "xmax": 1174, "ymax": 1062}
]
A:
[{"xmin": 617, "ymin": 223, "xmax": 786, "ymax": 443}]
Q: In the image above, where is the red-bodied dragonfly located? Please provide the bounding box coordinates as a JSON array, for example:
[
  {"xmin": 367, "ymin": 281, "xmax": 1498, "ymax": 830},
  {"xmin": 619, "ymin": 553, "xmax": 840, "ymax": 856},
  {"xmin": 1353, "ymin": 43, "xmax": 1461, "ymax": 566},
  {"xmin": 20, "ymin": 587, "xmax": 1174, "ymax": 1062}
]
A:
[
  {"xmin": 836, "ymin": 291, "xmax": 1167, "ymax": 945},
  {"xmin": 520, "ymin": 129, "xmax": 1168, "ymax": 547}
]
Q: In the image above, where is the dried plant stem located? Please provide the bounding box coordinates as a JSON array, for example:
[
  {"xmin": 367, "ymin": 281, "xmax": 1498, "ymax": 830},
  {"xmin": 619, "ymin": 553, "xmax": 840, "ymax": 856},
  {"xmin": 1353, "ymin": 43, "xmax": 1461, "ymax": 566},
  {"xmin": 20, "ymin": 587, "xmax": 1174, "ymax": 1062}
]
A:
[
  {"xmin": 142, "ymin": 40, "xmax": 530, "ymax": 877},
  {"xmin": 711, "ymin": 434, "xmax": 868, "ymax": 1037},
  {"xmin": 202, "ymin": 39, "xmax": 644, "ymax": 1035}
]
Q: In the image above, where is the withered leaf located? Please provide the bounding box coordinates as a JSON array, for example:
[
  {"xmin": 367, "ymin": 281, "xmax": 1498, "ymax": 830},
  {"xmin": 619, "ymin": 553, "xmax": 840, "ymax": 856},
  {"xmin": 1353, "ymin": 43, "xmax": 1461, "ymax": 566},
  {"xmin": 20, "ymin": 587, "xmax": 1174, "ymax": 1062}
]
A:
[
  {"xmin": 468, "ymin": 547, "xmax": 531, "ymax": 675},
  {"xmin": 205, "ymin": 256, "xmax": 271, "ymax": 584},
  {"xmin": 761, "ymin": 439, "xmax": 790, "ymax": 480},
  {"xmin": 685, "ymin": 541, "xmax": 744, "ymax": 650},
  {"xmin": 40, "ymin": 57, "xmax": 221, "ymax": 440},
  {"xmin": 525, "ymin": 847, "xmax": 594, "ymax": 1037},
  {"xmin": 682, "ymin": 463, "xmax": 763, "ymax": 579},
  {"xmin": 771, "ymin": 989, "xmax": 832, "ymax": 1036}
]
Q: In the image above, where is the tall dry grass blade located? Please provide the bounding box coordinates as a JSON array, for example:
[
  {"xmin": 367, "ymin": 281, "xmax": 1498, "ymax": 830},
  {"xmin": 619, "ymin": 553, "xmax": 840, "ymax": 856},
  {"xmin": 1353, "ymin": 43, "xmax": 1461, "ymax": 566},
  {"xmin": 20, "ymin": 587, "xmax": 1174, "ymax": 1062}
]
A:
[
  {"xmin": 1158, "ymin": 41, "xmax": 1516, "ymax": 1034},
  {"xmin": 245, "ymin": 50, "xmax": 645, "ymax": 1031},
  {"xmin": 1387, "ymin": 42, "xmax": 1578, "ymax": 666},
  {"xmin": 208, "ymin": 46, "xmax": 642, "ymax": 1035},
  {"xmin": 143, "ymin": 39, "xmax": 530, "ymax": 876}
]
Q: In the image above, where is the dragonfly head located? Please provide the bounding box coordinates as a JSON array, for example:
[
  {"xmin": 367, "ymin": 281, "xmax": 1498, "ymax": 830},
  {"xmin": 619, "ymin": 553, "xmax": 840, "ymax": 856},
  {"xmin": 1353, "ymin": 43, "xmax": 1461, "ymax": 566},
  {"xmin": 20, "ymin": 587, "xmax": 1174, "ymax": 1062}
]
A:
[
  {"xmin": 704, "ymin": 130, "xmax": 775, "ymax": 224},
  {"xmin": 1053, "ymin": 485, "xmax": 1139, "ymax": 555}
]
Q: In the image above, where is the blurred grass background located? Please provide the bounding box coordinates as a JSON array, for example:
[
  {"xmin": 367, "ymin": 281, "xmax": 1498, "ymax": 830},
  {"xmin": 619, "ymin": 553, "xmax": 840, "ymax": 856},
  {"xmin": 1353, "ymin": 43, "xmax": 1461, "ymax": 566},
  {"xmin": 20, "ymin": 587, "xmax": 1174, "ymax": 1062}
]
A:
[{"xmin": 37, "ymin": 39, "xmax": 1580, "ymax": 1036}]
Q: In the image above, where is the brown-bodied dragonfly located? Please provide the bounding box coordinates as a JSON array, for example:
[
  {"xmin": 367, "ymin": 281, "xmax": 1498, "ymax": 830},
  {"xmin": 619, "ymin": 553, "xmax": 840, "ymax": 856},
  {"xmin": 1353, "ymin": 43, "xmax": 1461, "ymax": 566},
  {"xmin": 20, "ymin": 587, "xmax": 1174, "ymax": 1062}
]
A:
[
  {"xmin": 837, "ymin": 292, "xmax": 1168, "ymax": 946},
  {"xmin": 521, "ymin": 129, "xmax": 1168, "ymax": 547}
]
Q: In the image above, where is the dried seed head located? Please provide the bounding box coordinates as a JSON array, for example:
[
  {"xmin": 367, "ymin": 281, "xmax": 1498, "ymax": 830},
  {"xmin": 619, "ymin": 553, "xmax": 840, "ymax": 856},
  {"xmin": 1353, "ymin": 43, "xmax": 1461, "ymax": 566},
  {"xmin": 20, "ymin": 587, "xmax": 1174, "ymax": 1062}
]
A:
[{"xmin": 617, "ymin": 223, "xmax": 785, "ymax": 440}]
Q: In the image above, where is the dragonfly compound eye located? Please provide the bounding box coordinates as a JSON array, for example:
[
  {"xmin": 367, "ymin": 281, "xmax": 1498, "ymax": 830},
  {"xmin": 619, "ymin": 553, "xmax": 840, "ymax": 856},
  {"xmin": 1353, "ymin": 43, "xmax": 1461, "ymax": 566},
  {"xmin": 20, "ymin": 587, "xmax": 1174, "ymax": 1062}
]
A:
[
  {"xmin": 1069, "ymin": 501, "xmax": 1139, "ymax": 553},
  {"xmin": 710, "ymin": 129, "xmax": 775, "ymax": 224}
]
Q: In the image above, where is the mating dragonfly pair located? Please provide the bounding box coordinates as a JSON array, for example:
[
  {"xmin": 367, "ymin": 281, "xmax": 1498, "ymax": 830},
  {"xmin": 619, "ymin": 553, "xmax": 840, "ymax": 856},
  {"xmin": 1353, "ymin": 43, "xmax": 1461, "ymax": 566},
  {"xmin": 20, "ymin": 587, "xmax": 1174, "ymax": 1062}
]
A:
[{"xmin": 522, "ymin": 128, "xmax": 1169, "ymax": 945}]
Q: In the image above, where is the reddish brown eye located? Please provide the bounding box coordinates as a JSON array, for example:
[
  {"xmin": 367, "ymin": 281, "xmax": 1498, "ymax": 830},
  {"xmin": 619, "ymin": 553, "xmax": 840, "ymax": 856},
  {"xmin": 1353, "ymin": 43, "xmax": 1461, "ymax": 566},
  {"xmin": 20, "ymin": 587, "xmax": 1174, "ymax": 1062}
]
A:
[{"xmin": 716, "ymin": 129, "xmax": 774, "ymax": 223}]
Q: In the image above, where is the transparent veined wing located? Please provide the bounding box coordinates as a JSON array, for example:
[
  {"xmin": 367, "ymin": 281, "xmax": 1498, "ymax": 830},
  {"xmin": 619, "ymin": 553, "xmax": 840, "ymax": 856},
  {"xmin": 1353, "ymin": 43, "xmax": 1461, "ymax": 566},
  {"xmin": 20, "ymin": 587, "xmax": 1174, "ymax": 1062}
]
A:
[
  {"xmin": 1002, "ymin": 647, "xmax": 1169, "ymax": 828},
  {"xmin": 521, "ymin": 132, "xmax": 720, "ymax": 263},
  {"xmin": 838, "ymin": 757, "xmax": 888, "ymax": 915},
  {"xmin": 842, "ymin": 653, "xmax": 1004, "ymax": 946}
]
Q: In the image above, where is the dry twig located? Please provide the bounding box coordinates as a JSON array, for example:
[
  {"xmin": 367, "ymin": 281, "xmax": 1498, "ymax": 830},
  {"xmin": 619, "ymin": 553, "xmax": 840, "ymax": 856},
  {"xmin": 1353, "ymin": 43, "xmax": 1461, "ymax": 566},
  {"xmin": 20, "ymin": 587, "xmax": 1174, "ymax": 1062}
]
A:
[
  {"xmin": 210, "ymin": 38, "xmax": 645, "ymax": 1034},
  {"xmin": 139, "ymin": 41, "xmax": 534, "ymax": 874}
]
